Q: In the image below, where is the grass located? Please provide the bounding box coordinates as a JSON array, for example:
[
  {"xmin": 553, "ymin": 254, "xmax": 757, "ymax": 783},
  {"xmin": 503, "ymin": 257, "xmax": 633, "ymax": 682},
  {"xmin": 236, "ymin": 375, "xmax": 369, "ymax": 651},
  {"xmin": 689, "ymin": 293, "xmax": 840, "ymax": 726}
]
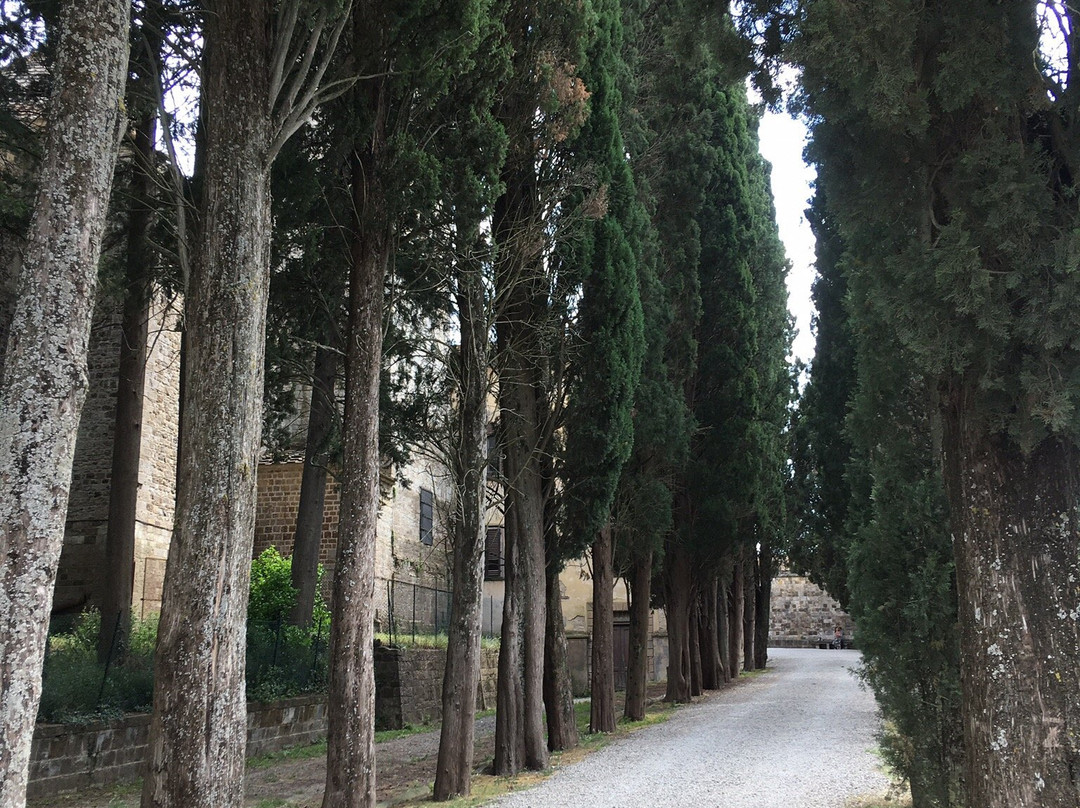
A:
[{"xmin": 845, "ymin": 794, "xmax": 912, "ymax": 808}]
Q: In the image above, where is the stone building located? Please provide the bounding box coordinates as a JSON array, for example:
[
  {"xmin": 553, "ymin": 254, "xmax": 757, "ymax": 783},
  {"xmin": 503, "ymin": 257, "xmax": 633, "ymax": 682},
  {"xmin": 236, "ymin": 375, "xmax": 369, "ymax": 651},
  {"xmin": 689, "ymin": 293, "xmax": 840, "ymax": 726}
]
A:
[
  {"xmin": 55, "ymin": 293, "xmax": 182, "ymax": 618},
  {"xmin": 768, "ymin": 570, "xmax": 855, "ymax": 647}
]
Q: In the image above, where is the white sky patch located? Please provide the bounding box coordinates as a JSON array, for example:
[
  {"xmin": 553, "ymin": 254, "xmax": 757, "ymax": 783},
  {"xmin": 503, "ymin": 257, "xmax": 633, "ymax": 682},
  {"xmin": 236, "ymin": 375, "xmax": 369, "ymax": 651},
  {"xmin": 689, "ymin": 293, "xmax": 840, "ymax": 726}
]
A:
[{"xmin": 758, "ymin": 106, "xmax": 817, "ymax": 366}]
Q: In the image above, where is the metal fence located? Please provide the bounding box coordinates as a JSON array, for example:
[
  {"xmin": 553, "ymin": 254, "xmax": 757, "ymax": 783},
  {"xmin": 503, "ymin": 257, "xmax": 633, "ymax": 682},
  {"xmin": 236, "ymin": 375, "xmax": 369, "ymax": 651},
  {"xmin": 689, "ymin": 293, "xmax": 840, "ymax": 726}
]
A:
[
  {"xmin": 375, "ymin": 578, "xmax": 503, "ymax": 646},
  {"xmin": 39, "ymin": 611, "xmax": 329, "ymax": 723}
]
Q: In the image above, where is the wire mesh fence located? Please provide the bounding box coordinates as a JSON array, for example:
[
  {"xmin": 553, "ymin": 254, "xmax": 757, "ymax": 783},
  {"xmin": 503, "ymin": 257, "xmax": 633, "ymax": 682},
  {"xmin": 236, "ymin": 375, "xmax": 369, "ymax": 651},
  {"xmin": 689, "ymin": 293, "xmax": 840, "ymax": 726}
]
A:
[
  {"xmin": 39, "ymin": 609, "xmax": 330, "ymax": 723},
  {"xmin": 374, "ymin": 578, "xmax": 503, "ymax": 646},
  {"xmin": 39, "ymin": 581, "xmax": 505, "ymax": 722}
]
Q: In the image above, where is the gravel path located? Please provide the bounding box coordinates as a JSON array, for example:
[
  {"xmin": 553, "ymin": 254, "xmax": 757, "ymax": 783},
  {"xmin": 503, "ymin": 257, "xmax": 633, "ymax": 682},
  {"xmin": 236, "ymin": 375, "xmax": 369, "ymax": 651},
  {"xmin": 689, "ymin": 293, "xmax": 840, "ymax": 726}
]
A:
[{"xmin": 491, "ymin": 648, "xmax": 889, "ymax": 808}]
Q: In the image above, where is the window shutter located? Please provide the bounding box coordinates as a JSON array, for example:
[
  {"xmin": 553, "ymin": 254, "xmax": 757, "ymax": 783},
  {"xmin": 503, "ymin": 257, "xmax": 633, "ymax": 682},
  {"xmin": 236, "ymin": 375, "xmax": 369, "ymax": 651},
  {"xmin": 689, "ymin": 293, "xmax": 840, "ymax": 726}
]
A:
[
  {"xmin": 485, "ymin": 526, "xmax": 504, "ymax": 581},
  {"xmin": 419, "ymin": 488, "xmax": 434, "ymax": 546}
]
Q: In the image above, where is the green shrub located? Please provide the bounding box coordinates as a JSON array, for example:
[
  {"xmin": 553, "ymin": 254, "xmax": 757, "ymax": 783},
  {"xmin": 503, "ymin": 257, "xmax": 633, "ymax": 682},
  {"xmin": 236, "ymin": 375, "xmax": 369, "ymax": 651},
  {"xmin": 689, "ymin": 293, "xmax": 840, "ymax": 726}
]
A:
[
  {"xmin": 249, "ymin": 548, "xmax": 299, "ymax": 624},
  {"xmin": 38, "ymin": 609, "xmax": 156, "ymax": 724}
]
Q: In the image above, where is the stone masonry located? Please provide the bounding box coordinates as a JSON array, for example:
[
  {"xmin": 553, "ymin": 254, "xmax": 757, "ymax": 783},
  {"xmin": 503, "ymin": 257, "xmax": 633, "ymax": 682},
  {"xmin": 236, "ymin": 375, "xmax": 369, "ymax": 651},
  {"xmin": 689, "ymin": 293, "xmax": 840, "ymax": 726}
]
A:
[
  {"xmin": 56, "ymin": 291, "xmax": 181, "ymax": 617},
  {"xmin": 768, "ymin": 571, "xmax": 856, "ymax": 647}
]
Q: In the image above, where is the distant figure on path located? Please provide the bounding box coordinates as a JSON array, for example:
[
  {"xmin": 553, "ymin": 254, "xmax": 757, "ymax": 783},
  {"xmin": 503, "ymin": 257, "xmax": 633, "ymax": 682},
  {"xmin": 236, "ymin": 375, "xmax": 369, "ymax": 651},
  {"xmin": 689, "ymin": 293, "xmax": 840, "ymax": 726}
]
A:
[{"xmin": 833, "ymin": 625, "xmax": 844, "ymax": 649}]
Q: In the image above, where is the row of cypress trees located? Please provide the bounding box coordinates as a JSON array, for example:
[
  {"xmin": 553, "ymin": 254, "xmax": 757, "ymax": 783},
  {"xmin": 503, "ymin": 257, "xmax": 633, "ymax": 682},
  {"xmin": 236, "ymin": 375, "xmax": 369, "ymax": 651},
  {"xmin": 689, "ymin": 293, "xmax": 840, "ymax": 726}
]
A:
[{"xmin": 0, "ymin": 1, "xmax": 792, "ymax": 806}]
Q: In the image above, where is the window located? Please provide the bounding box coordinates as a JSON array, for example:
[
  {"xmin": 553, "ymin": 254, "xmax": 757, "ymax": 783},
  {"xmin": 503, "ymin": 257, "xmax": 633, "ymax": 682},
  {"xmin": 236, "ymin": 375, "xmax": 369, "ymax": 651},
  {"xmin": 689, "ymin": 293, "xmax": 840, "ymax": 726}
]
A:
[
  {"xmin": 419, "ymin": 488, "xmax": 434, "ymax": 546},
  {"xmin": 485, "ymin": 526, "xmax": 504, "ymax": 581}
]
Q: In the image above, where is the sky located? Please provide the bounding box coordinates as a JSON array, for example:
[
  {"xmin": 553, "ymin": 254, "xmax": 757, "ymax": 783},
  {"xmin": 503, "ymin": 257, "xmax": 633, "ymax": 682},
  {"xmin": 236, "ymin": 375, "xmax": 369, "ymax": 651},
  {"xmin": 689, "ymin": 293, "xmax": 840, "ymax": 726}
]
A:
[{"xmin": 757, "ymin": 108, "xmax": 818, "ymax": 367}]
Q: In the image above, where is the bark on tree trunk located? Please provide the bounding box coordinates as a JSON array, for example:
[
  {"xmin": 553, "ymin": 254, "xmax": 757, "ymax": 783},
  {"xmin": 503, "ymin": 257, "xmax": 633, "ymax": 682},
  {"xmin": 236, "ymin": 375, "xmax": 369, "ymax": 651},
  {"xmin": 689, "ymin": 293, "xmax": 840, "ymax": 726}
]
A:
[
  {"xmin": 624, "ymin": 551, "xmax": 651, "ymax": 721},
  {"xmin": 663, "ymin": 542, "xmax": 691, "ymax": 703},
  {"xmin": 589, "ymin": 525, "xmax": 616, "ymax": 733},
  {"xmin": 728, "ymin": 558, "xmax": 744, "ymax": 679},
  {"xmin": 492, "ymin": 146, "xmax": 549, "ymax": 774},
  {"xmin": 700, "ymin": 576, "xmax": 722, "ymax": 690},
  {"xmin": 743, "ymin": 551, "xmax": 756, "ymax": 672},
  {"xmin": 688, "ymin": 593, "xmax": 703, "ymax": 697},
  {"xmin": 0, "ymin": 2, "xmax": 128, "ymax": 804},
  {"xmin": 494, "ymin": 528, "xmax": 525, "ymax": 773},
  {"xmin": 754, "ymin": 543, "xmax": 772, "ymax": 670},
  {"xmin": 99, "ymin": 100, "xmax": 157, "ymax": 663},
  {"xmin": 433, "ymin": 241, "xmax": 489, "ymax": 801},
  {"xmin": 289, "ymin": 342, "xmax": 338, "ymax": 627},
  {"xmin": 141, "ymin": 4, "xmax": 271, "ymax": 807},
  {"xmin": 543, "ymin": 552, "xmax": 579, "ymax": 751},
  {"xmin": 495, "ymin": 372, "xmax": 548, "ymax": 770},
  {"xmin": 321, "ymin": 94, "xmax": 390, "ymax": 806},
  {"xmin": 717, "ymin": 572, "xmax": 731, "ymax": 684},
  {"xmin": 942, "ymin": 399, "xmax": 1080, "ymax": 808}
]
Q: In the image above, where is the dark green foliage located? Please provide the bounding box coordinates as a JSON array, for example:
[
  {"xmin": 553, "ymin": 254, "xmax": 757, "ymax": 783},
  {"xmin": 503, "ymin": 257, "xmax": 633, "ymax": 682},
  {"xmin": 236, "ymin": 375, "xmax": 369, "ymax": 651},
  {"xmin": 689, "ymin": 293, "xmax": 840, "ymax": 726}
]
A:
[
  {"xmin": 561, "ymin": 0, "xmax": 646, "ymax": 556},
  {"xmin": 249, "ymin": 547, "xmax": 330, "ymax": 627},
  {"xmin": 788, "ymin": 192, "xmax": 853, "ymax": 606},
  {"xmin": 846, "ymin": 393, "xmax": 963, "ymax": 806},
  {"xmin": 38, "ymin": 610, "xmax": 156, "ymax": 724}
]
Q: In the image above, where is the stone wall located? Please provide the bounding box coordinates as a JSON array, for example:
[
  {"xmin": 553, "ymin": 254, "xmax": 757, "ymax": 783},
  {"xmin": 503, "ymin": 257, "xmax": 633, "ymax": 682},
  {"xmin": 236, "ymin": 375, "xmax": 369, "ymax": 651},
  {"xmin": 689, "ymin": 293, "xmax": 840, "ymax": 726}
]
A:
[
  {"xmin": 55, "ymin": 291, "xmax": 180, "ymax": 617},
  {"xmin": 28, "ymin": 695, "xmax": 327, "ymax": 800},
  {"xmin": 252, "ymin": 453, "xmax": 454, "ymax": 617},
  {"xmin": 374, "ymin": 645, "xmax": 500, "ymax": 730},
  {"xmin": 769, "ymin": 572, "xmax": 856, "ymax": 647}
]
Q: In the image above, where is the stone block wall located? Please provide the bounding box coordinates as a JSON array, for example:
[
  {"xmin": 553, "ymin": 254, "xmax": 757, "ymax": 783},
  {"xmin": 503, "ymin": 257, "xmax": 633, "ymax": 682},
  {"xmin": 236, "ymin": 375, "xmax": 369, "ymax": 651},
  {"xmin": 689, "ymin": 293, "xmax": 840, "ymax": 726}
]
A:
[
  {"xmin": 56, "ymin": 291, "xmax": 180, "ymax": 617},
  {"xmin": 27, "ymin": 695, "xmax": 327, "ymax": 800},
  {"xmin": 769, "ymin": 572, "xmax": 855, "ymax": 647},
  {"xmin": 374, "ymin": 645, "xmax": 500, "ymax": 730}
]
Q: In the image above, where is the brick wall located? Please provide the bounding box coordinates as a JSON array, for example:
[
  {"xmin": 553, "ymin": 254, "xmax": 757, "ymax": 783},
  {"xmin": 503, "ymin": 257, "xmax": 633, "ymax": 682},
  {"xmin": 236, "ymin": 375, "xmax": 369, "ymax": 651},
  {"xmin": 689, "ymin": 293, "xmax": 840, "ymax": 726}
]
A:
[
  {"xmin": 27, "ymin": 695, "xmax": 327, "ymax": 800},
  {"xmin": 253, "ymin": 453, "xmax": 454, "ymax": 603},
  {"xmin": 374, "ymin": 645, "xmax": 500, "ymax": 730},
  {"xmin": 768, "ymin": 572, "xmax": 855, "ymax": 647}
]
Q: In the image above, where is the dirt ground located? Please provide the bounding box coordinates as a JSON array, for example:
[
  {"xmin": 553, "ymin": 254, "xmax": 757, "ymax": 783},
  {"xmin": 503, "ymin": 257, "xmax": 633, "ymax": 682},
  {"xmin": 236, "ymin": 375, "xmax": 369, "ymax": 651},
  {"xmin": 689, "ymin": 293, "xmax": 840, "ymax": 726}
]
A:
[{"xmin": 36, "ymin": 685, "xmax": 670, "ymax": 808}]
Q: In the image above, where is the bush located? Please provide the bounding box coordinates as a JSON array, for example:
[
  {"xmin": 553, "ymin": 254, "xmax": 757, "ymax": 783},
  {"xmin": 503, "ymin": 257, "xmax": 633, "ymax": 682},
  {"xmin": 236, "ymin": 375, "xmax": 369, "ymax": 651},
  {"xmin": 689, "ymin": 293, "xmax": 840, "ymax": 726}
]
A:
[
  {"xmin": 38, "ymin": 609, "xmax": 156, "ymax": 724},
  {"xmin": 246, "ymin": 549, "xmax": 331, "ymax": 700}
]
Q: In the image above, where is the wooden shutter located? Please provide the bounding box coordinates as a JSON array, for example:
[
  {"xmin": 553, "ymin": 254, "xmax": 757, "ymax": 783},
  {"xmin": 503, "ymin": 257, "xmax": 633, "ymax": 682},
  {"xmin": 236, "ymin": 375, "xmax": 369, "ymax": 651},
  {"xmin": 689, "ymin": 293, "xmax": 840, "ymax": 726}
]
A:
[
  {"xmin": 419, "ymin": 488, "xmax": 434, "ymax": 545},
  {"xmin": 484, "ymin": 526, "xmax": 504, "ymax": 580}
]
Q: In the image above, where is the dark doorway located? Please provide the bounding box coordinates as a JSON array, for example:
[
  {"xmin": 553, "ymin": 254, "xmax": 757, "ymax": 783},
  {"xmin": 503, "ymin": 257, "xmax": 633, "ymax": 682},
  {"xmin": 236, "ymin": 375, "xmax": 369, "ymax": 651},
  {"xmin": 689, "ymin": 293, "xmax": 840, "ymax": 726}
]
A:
[{"xmin": 613, "ymin": 612, "xmax": 631, "ymax": 691}]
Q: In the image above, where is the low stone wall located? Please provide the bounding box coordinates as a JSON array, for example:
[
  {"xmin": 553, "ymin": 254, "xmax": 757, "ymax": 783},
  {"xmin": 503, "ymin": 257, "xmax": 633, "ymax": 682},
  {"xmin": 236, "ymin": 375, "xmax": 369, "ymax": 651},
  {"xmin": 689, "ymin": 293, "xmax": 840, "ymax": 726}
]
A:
[
  {"xmin": 30, "ymin": 647, "xmax": 500, "ymax": 798},
  {"xmin": 769, "ymin": 572, "xmax": 856, "ymax": 647},
  {"xmin": 374, "ymin": 645, "xmax": 499, "ymax": 730},
  {"xmin": 28, "ymin": 695, "xmax": 327, "ymax": 800}
]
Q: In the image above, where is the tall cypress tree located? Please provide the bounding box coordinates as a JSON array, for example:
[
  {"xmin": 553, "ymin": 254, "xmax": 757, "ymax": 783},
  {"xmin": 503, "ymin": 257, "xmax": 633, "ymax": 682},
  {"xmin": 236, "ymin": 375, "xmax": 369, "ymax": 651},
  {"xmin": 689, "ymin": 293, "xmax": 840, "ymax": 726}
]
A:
[
  {"xmin": 560, "ymin": 0, "xmax": 646, "ymax": 736},
  {"xmin": 782, "ymin": 1, "xmax": 1080, "ymax": 803}
]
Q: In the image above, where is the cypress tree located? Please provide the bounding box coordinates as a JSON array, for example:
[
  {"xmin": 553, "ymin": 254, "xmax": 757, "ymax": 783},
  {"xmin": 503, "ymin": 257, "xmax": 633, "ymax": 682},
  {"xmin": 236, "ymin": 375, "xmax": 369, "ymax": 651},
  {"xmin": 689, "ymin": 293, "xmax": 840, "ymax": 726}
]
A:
[
  {"xmin": 560, "ymin": 0, "xmax": 646, "ymax": 736},
  {"xmin": 785, "ymin": 1, "xmax": 1080, "ymax": 802}
]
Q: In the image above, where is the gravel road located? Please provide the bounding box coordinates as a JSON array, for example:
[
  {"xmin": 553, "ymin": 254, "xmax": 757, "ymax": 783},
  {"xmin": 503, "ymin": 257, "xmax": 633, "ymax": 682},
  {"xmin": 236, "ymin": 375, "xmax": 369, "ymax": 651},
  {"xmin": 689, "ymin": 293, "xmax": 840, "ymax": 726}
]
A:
[{"xmin": 490, "ymin": 648, "xmax": 889, "ymax": 808}]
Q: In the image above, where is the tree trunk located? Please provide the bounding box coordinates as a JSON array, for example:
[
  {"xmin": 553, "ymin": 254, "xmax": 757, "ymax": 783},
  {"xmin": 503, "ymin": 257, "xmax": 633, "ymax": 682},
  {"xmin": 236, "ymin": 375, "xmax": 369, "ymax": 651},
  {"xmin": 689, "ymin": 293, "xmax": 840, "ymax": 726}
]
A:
[
  {"xmin": 624, "ymin": 551, "xmax": 651, "ymax": 721},
  {"xmin": 754, "ymin": 543, "xmax": 772, "ymax": 670},
  {"xmin": 688, "ymin": 592, "xmax": 703, "ymax": 697},
  {"xmin": 728, "ymin": 558, "xmax": 744, "ymax": 678},
  {"xmin": 494, "ymin": 525, "xmax": 524, "ymax": 773},
  {"xmin": 492, "ymin": 145, "xmax": 549, "ymax": 775},
  {"xmin": 743, "ymin": 550, "xmax": 756, "ymax": 672},
  {"xmin": 433, "ymin": 239, "xmax": 489, "ymax": 801},
  {"xmin": 589, "ymin": 524, "xmax": 616, "ymax": 733},
  {"xmin": 98, "ymin": 106, "xmax": 156, "ymax": 663},
  {"xmin": 0, "ymin": 2, "xmax": 128, "ymax": 804},
  {"xmin": 289, "ymin": 342, "xmax": 338, "ymax": 627},
  {"xmin": 663, "ymin": 542, "xmax": 691, "ymax": 703},
  {"xmin": 942, "ymin": 400, "xmax": 1080, "ymax": 808},
  {"xmin": 543, "ymin": 553, "xmax": 579, "ymax": 751},
  {"xmin": 700, "ymin": 576, "xmax": 722, "ymax": 690},
  {"xmin": 321, "ymin": 80, "xmax": 390, "ymax": 805},
  {"xmin": 716, "ymin": 571, "xmax": 731, "ymax": 684},
  {"xmin": 141, "ymin": 5, "xmax": 271, "ymax": 807},
  {"xmin": 494, "ymin": 371, "xmax": 548, "ymax": 770}
]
